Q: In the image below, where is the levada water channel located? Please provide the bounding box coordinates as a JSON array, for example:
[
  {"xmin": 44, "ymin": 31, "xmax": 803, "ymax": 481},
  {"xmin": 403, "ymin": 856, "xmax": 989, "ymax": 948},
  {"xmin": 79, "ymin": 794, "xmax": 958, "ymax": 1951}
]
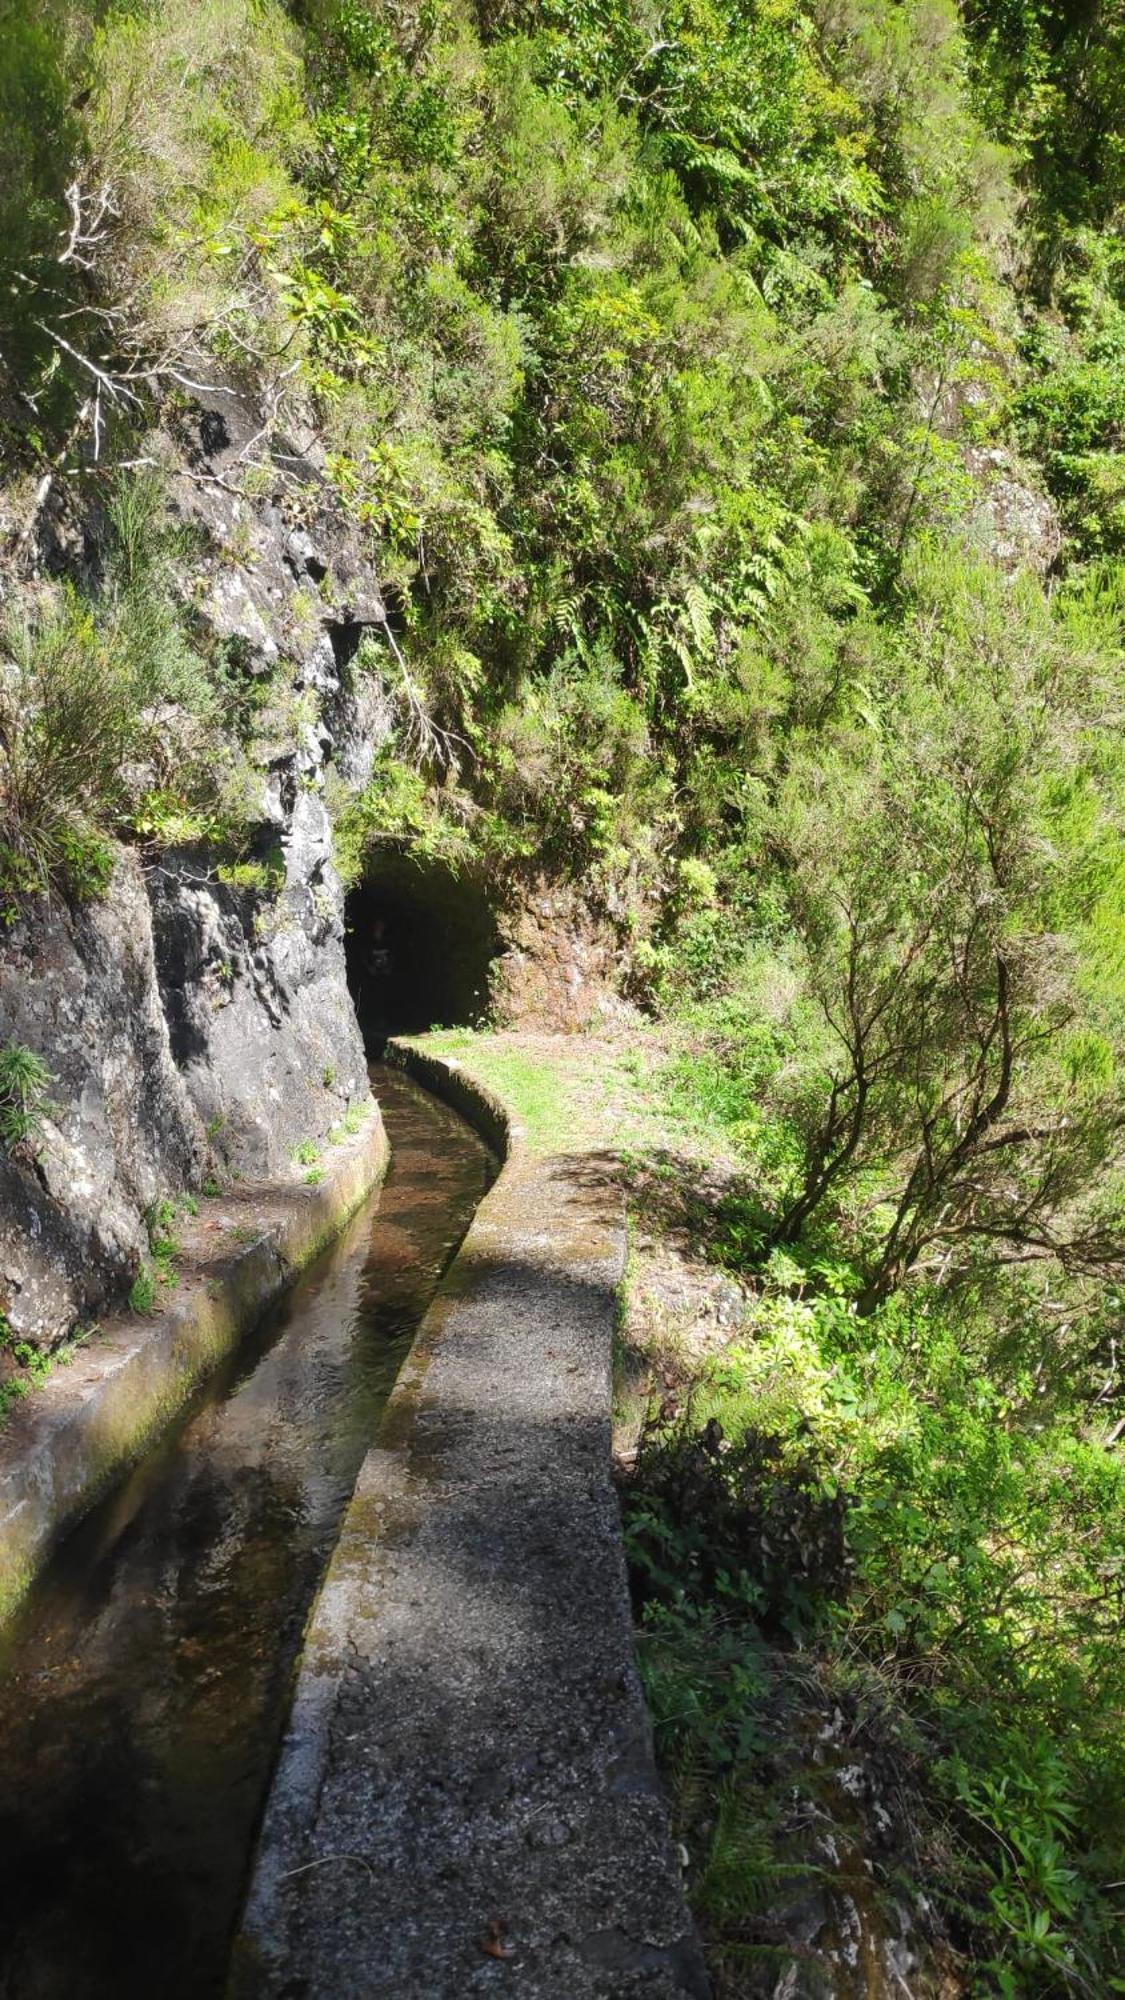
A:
[{"xmin": 0, "ymin": 1065, "xmax": 496, "ymax": 1999}]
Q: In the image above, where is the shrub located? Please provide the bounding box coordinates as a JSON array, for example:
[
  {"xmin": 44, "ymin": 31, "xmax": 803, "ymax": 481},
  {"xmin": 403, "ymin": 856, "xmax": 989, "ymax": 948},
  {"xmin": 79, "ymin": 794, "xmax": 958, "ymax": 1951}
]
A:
[
  {"xmin": 623, "ymin": 1289, "xmax": 1125, "ymax": 1990},
  {"xmin": 0, "ymin": 594, "xmax": 138, "ymax": 897},
  {"xmin": 216, "ymin": 856, "xmax": 285, "ymax": 895},
  {"xmin": 330, "ymin": 755, "xmax": 473, "ymax": 889},
  {"xmin": 0, "ymin": 473, "xmax": 231, "ymax": 906},
  {"xmin": 83, "ymin": 0, "xmax": 308, "ymax": 397}
]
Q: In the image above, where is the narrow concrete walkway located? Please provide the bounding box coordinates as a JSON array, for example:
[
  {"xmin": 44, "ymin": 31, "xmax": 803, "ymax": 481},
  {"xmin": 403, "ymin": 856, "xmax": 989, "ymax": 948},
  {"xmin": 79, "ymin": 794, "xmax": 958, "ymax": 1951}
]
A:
[{"xmin": 232, "ymin": 1055, "xmax": 708, "ymax": 1999}]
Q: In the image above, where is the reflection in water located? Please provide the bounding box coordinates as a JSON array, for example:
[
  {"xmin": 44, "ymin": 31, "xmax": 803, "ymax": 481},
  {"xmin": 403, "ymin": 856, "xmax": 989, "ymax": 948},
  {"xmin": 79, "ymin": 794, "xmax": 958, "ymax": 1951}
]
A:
[{"xmin": 0, "ymin": 1067, "xmax": 494, "ymax": 2000}]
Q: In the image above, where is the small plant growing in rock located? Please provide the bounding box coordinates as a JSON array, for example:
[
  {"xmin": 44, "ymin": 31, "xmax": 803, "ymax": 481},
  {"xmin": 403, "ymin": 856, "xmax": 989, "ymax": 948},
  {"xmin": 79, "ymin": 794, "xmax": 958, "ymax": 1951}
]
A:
[
  {"xmin": 11, "ymin": 1340, "xmax": 50, "ymax": 1384},
  {"xmin": 216, "ymin": 858, "xmax": 284, "ymax": 895},
  {"xmin": 322, "ymin": 1064, "xmax": 336, "ymax": 1089},
  {"xmin": 293, "ymin": 1138, "xmax": 319, "ymax": 1166},
  {"xmin": 0, "ymin": 1042, "xmax": 53, "ymax": 1155},
  {"xmin": 0, "ymin": 1377, "xmax": 31, "ymax": 1423},
  {"xmin": 0, "ymin": 843, "xmax": 42, "ymax": 927},
  {"xmin": 129, "ymin": 1269, "xmax": 157, "ymax": 1317},
  {"xmin": 311, "ymin": 884, "xmax": 337, "ymax": 927},
  {"xmin": 145, "ymin": 1198, "xmax": 181, "ymax": 1291},
  {"xmin": 253, "ymin": 904, "xmax": 293, "ymax": 945},
  {"xmin": 0, "ymin": 1313, "xmax": 75, "ymax": 1420},
  {"xmin": 303, "ymin": 1165, "xmax": 325, "ymax": 1186},
  {"xmin": 147, "ymin": 1196, "xmax": 177, "ymax": 1240}
]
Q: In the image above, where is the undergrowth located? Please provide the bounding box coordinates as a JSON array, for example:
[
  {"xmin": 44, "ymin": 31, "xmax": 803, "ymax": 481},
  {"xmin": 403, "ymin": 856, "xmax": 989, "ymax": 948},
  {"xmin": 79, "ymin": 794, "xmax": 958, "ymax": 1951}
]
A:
[{"xmin": 620, "ymin": 1063, "xmax": 1125, "ymax": 1995}]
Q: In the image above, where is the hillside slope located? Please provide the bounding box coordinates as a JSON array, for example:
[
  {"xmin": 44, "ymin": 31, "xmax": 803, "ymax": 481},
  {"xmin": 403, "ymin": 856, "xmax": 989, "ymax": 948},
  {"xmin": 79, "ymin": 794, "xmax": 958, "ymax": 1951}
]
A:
[{"xmin": 1, "ymin": 0, "xmax": 1123, "ymax": 1991}]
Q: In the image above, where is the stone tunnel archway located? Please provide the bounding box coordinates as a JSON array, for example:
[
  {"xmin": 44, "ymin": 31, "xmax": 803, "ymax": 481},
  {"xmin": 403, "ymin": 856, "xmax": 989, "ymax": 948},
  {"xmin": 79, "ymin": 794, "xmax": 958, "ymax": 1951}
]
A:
[{"xmin": 344, "ymin": 850, "xmax": 503, "ymax": 1053}]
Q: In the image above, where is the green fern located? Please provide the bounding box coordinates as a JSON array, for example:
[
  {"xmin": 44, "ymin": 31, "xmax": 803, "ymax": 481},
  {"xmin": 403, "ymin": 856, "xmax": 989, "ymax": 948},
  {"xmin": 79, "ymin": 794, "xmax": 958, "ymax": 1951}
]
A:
[{"xmin": 697, "ymin": 1784, "xmax": 821, "ymax": 1926}]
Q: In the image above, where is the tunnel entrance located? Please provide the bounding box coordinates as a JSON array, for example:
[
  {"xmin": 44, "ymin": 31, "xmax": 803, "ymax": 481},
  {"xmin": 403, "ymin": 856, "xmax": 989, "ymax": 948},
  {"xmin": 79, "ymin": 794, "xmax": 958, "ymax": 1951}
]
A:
[{"xmin": 344, "ymin": 850, "xmax": 503, "ymax": 1052}]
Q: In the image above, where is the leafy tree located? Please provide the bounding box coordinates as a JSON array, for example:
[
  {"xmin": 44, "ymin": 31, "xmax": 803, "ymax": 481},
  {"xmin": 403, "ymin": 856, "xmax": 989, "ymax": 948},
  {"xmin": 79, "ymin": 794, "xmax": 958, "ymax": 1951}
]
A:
[{"xmin": 769, "ymin": 553, "xmax": 1125, "ymax": 1304}]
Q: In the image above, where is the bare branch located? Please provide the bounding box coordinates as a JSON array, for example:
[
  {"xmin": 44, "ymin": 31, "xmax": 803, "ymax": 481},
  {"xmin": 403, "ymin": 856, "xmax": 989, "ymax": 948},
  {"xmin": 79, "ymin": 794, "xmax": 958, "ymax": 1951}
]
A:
[{"xmin": 58, "ymin": 178, "xmax": 118, "ymax": 271}]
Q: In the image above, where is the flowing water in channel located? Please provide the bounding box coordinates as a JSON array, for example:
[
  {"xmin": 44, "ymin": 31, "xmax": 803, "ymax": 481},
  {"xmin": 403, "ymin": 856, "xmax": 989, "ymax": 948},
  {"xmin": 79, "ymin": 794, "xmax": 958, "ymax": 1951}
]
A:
[{"xmin": 0, "ymin": 1065, "xmax": 495, "ymax": 2000}]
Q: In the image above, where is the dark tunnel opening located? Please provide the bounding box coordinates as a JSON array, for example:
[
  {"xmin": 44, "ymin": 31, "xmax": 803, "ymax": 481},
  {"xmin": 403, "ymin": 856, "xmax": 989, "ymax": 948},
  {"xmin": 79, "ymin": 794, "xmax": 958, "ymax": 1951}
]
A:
[{"xmin": 344, "ymin": 850, "xmax": 503, "ymax": 1053}]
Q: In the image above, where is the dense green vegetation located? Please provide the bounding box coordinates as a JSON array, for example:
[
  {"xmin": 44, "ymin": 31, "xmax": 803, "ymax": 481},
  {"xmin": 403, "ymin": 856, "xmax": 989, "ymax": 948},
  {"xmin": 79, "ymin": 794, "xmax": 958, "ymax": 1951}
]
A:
[
  {"xmin": 624, "ymin": 1080, "xmax": 1125, "ymax": 1991},
  {"xmin": 2, "ymin": 0, "xmax": 1123, "ymax": 1990}
]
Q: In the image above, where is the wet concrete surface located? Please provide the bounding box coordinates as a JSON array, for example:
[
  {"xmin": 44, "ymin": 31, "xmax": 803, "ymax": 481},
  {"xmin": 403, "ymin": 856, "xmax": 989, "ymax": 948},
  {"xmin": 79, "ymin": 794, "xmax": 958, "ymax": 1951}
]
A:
[
  {"xmin": 0, "ymin": 1067, "xmax": 494, "ymax": 2000},
  {"xmin": 0, "ymin": 1095, "xmax": 389, "ymax": 1620},
  {"xmin": 235, "ymin": 1049, "xmax": 709, "ymax": 1999}
]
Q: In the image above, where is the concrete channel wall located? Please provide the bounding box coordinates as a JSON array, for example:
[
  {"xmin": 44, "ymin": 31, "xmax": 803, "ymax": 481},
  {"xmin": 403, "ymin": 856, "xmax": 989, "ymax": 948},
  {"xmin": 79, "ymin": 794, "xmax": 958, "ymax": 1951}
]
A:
[
  {"xmin": 233, "ymin": 1042, "xmax": 708, "ymax": 2000},
  {"xmin": 0, "ymin": 1103, "xmax": 389, "ymax": 1621}
]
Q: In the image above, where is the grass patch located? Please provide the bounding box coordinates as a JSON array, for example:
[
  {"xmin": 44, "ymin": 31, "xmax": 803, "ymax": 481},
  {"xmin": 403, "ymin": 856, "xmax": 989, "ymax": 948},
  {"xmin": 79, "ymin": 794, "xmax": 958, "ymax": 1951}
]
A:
[{"xmin": 409, "ymin": 1025, "xmax": 734, "ymax": 1163}]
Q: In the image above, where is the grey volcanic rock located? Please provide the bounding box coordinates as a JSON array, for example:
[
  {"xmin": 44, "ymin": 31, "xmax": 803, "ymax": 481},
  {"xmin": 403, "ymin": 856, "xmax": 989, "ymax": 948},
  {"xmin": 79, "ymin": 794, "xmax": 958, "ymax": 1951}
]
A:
[
  {"xmin": 1, "ymin": 809, "xmax": 369, "ymax": 1344},
  {"xmin": 0, "ymin": 858, "xmax": 205, "ymax": 1342},
  {"xmin": 149, "ymin": 799, "xmax": 366, "ymax": 1178},
  {"xmin": 965, "ymin": 445, "xmax": 1061, "ymax": 574},
  {"xmin": 200, "ymin": 569, "xmax": 281, "ymax": 674},
  {"xmin": 1, "ymin": 382, "xmax": 391, "ymax": 1344}
]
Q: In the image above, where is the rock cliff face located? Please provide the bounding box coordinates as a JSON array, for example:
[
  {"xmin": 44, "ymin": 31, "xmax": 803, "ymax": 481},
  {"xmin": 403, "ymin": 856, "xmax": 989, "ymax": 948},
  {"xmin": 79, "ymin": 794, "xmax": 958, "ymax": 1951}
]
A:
[
  {"xmin": 0, "ymin": 387, "xmax": 390, "ymax": 1346},
  {"xmin": 0, "ymin": 862, "xmax": 204, "ymax": 1343}
]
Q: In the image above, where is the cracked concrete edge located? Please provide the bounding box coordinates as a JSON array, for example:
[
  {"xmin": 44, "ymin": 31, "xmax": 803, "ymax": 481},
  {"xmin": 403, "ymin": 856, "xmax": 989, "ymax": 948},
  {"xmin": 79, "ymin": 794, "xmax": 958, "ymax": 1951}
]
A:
[
  {"xmin": 0, "ymin": 1099, "xmax": 389, "ymax": 1624},
  {"xmin": 231, "ymin": 1039, "xmax": 709, "ymax": 1999}
]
